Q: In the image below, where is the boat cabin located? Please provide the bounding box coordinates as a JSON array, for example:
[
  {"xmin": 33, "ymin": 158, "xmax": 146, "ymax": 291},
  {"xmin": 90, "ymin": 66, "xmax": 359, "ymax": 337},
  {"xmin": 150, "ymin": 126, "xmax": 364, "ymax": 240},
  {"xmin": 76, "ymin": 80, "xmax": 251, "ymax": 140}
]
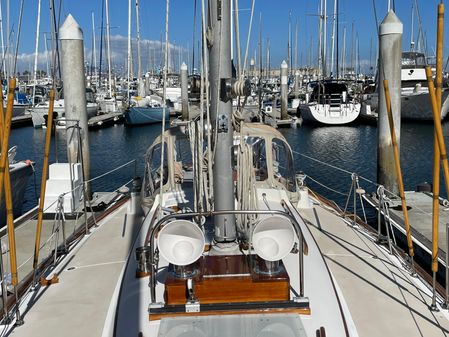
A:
[
  {"xmin": 308, "ymin": 81, "xmax": 352, "ymax": 106},
  {"xmin": 401, "ymin": 51, "xmax": 427, "ymax": 85},
  {"xmin": 142, "ymin": 123, "xmax": 299, "ymax": 210}
]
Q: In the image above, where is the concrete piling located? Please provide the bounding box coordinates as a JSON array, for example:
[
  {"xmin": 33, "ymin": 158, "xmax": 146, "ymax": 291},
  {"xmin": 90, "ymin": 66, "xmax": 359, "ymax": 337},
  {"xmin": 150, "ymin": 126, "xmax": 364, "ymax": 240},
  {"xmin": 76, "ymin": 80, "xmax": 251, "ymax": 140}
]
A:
[
  {"xmin": 60, "ymin": 14, "xmax": 91, "ymax": 194},
  {"xmin": 281, "ymin": 60, "xmax": 288, "ymax": 120},
  {"xmin": 377, "ymin": 10, "xmax": 403, "ymax": 194},
  {"xmin": 181, "ymin": 62, "xmax": 189, "ymax": 120}
]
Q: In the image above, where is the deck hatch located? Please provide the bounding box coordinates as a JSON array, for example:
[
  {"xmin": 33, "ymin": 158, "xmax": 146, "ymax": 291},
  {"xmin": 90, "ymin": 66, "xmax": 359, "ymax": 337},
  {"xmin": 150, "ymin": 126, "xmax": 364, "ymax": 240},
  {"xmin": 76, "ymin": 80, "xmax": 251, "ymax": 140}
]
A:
[{"xmin": 157, "ymin": 313, "xmax": 307, "ymax": 337}]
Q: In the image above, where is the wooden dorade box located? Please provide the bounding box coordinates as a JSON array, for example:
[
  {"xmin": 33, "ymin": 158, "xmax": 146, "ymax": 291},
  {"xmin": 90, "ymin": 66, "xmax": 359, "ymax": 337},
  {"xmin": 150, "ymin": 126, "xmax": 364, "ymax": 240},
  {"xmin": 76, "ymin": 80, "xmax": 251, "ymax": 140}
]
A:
[{"xmin": 164, "ymin": 255, "xmax": 290, "ymax": 305}]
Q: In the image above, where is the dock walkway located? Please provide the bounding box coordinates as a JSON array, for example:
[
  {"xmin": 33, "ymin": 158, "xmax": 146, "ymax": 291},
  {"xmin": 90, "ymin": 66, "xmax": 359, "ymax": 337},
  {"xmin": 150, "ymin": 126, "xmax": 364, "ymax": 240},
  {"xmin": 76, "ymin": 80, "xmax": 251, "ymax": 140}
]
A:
[
  {"xmin": 88, "ymin": 112, "xmax": 123, "ymax": 128},
  {"xmin": 364, "ymin": 191, "xmax": 449, "ymax": 266}
]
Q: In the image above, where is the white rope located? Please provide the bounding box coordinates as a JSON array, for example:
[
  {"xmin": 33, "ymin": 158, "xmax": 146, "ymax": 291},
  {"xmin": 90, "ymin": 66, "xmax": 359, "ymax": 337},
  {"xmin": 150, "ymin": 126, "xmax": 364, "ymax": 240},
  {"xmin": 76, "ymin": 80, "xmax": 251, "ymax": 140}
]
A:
[
  {"xmin": 200, "ymin": 0, "xmax": 213, "ymax": 209},
  {"xmin": 188, "ymin": 122, "xmax": 198, "ymax": 211},
  {"xmin": 236, "ymin": 138, "xmax": 257, "ymax": 236},
  {"xmin": 158, "ymin": 0, "xmax": 170, "ymax": 215}
]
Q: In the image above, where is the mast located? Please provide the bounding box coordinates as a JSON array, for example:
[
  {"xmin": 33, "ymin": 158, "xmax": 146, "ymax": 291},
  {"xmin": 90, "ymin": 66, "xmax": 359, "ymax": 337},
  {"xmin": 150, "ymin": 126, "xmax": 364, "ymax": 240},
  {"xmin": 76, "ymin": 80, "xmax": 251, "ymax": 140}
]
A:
[
  {"xmin": 49, "ymin": 0, "xmax": 61, "ymax": 81},
  {"xmin": 105, "ymin": 0, "xmax": 113, "ymax": 95},
  {"xmin": 92, "ymin": 12, "xmax": 97, "ymax": 81},
  {"xmin": 323, "ymin": 0, "xmax": 327, "ymax": 77},
  {"xmin": 266, "ymin": 38, "xmax": 270, "ymax": 77},
  {"xmin": 318, "ymin": 0, "xmax": 323, "ymax": 76},
  {"xmin": 330, "ymin": 0, "xmax": 337, "ymax": 77},
  {"xmin": 258, "ymin": 12, "xmax": 262, "ymax": 113},
  {"xmin": 32, "ymin": 0, "xmax": 42, "ymax": 105},
  {"xmin": 135, "ymin": 0, "xmax": 142, "ymax": 80},
  {"xmin": 287, "ymin": 11, "xmax": 291, "ymax": 73},
  {"xmin": 336, "ymin": 0, "xmax": 339, "ymax": 79},
  {"xmin": 6, "ymin": 0, "xmax": 9, "ymax": 78},
  {"xmin": 99, "ymin": 0, "xmax": 104, "ymax": 85},
  {"xmin": 342, "ymin": 27, "xmax": 345, "ymax": 78},
  {"xmin": 192, "ymin": 0, "xmax": 197, "ymax": 73},
  {"xmin": 208, "ymin": 0, "xmax": 236, "ymax": 242},
  {"xmin": 127, "ymin": 0, "xmax": 131, "ymax": 99},
  {"xmin": 294, "ymin": 19, "xmax": 298, "ymax": 71},
  {"xmin": 410, "ymin": 1, "xmax": 415, "ymax": 51},
  {"xmin": 350, "ymin": 21, "xmax": 354, "ymax": 77},
  {"xmin": 0, "ymin": 0, "xmax": 4, "ymax": 77},
  {"xmin": 44, "ymin": 33, "xmax": 50, "ymax": 78}
]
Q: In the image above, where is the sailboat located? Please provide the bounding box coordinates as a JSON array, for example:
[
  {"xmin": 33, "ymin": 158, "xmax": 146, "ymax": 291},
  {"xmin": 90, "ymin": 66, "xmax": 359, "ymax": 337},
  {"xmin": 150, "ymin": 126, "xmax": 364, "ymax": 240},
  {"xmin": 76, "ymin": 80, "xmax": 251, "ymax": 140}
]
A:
[
  {"xmin": 298, "ymin": 0, "xmax": 361, "ymax": 125},
  {"xmin": 124, "ymin": 0, "xmax": 170, "ymax": 126},
  {"xmin": 298, "ymin": 80, "xmax": 361, "ymax": 124},
  {"xmin": 2, "ymin": 3, "xmax": 449, "ymax": 337}
]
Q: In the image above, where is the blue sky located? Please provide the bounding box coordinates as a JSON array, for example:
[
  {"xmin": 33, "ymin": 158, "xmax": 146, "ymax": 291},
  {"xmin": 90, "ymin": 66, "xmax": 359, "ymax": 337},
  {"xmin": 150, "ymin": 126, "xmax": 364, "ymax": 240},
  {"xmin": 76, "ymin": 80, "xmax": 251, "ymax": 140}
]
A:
[{"xmin": 6, "ymin": 0, "xmax": 448, "ymax": 72}]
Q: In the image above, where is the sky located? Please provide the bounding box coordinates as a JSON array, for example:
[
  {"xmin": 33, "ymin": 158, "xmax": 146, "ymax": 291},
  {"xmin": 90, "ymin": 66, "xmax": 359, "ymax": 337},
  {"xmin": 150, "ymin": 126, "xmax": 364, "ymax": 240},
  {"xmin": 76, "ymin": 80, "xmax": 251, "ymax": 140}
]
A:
[{"xmin": 4, "ymin": 0, "xmax": 448, "ymax": 74}]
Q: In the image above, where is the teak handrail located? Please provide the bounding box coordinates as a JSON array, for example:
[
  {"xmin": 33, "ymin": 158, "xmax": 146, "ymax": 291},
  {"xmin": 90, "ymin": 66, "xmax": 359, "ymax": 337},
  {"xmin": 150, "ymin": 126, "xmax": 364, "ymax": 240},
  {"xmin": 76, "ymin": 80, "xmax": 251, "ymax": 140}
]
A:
[{"xmin": 33, "ymin": 89, "xmax": 55, "ymax": 273}]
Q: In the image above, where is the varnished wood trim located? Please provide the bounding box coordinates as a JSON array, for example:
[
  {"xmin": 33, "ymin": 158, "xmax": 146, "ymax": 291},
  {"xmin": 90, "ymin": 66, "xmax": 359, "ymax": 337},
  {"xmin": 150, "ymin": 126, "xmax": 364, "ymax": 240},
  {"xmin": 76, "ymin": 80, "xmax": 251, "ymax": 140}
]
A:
[{"xmin": 149, "ymin": 307, "xmax": 311, "ymax": 321}]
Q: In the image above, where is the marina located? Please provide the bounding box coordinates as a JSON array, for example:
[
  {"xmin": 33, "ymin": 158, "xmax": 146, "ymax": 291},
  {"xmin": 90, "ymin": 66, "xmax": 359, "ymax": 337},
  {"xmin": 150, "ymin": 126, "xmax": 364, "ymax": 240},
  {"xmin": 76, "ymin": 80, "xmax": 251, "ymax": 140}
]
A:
[{"xmin": 0, "ymin": 0, "xmax": 449, "ymax": 337}]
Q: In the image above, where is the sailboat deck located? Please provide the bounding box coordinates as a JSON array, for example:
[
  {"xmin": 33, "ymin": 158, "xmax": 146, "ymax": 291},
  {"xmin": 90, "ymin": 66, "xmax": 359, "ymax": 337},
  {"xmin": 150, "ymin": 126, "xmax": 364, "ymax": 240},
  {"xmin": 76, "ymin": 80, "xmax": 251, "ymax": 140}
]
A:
[
  {"xmin": 9, "ymin": 201, "xmax": 140, "ymax": 337},
  {"xmin": 301, "ymin": 201, "xmax": 449, "ymax": 337}
]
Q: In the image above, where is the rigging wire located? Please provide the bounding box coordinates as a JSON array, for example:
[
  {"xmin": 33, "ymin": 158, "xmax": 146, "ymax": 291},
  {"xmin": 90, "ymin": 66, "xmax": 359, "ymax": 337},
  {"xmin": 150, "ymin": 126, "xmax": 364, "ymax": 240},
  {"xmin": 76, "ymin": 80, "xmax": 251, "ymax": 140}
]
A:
[
  {"xmin": 242, "ymin": 0, "xmax": 255, "ymax": 77},
  {"xmin": 158, "ymin": 0, "xmax": 170, "ymax": 216},
  {"xmin": 233, "ymin": 0, "xmax": 242, "ymax": 77},
  {"xmin": 12, "ymin": 0, "xmax": 24, "ymax": 75}
]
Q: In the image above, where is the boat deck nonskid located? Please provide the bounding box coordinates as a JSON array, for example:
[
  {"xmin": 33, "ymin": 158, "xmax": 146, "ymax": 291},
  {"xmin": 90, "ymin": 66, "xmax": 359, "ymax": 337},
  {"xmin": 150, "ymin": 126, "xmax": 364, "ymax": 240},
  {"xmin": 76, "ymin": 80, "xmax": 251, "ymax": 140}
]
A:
[
  {"xmin": 9, "ymin": 201, "xmax": 141, "ymax": 337},
  {"xmin": 301, "ymin": 201, "xmax": 449, "ymax": 337}
]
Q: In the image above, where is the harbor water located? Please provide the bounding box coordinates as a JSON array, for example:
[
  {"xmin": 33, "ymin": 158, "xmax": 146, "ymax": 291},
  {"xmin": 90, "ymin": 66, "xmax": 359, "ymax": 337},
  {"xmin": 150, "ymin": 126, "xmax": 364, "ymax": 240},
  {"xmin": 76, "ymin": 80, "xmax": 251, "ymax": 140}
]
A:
[{"xmin": 12, "ymin": 121, "xmax": 448, "ymax": 217}]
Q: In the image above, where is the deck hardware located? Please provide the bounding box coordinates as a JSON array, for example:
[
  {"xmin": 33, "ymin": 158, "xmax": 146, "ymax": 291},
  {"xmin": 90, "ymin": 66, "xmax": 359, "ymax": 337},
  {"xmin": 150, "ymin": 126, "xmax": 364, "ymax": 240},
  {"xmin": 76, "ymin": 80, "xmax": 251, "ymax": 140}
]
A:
[
  {"xmin": 148, "ymin": 209, "xmax": 307, "ymax": 303},
  {"xmin": 221, "ymin": 78, "xmax": 251, "ymax": 103},
  {"xmin": 148, "ymin": 302, "xmax": 164, "ymax": 309},
  {"xmin": 136, "ymin": 246, "xmax": 152, "ymax": 278},
  {"xmin": 442, "ymin": 223, "xmax": 449, "ymax": 311},
  {"xmin": 292, "ymin": 296, "xmax": 309, "ymax": 304},
  {"xmin": 217, "ymin": 0, "xmax": 222, "ymax": 20},
  {"xmin": 218, "ymin": 114, "xmax": 228, "ymax": 133},
  {"xmin": 376, "ymin": 185, "xmax": 394, "ymax": 254},
  {"xmin": 344, "ymin": 173, "xmax": 367, "ymax": 227},
  {"xmin": 39, "ymin": 274, "xmax": 59, "ymax": 287},
  {"xmin": 185, "ymin": 301, "xmax": 200, "ymax": 313},
  {"xmin": 316, "ymin": 327, "xmax": 326, "ymax": 337}
]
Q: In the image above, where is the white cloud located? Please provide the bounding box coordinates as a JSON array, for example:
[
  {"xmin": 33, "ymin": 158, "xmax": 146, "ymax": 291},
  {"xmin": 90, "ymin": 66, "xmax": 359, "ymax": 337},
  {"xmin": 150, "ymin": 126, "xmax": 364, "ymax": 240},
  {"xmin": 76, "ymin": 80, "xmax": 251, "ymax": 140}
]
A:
[{"xmin": 15, "ymin": 34, "xmax": 188, "ymax": 75}]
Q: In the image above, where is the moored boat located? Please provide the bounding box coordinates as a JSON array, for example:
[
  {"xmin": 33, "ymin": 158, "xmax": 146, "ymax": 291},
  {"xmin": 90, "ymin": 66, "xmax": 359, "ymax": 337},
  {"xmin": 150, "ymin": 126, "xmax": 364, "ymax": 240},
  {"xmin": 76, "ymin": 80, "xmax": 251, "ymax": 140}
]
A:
[
  {"xmin": 124, "ymin": 105, "xmax": 170, "ymax": 125},
  {"xmin": 298, "ymin": 81, "xmax": 361, "ymax": 125}
]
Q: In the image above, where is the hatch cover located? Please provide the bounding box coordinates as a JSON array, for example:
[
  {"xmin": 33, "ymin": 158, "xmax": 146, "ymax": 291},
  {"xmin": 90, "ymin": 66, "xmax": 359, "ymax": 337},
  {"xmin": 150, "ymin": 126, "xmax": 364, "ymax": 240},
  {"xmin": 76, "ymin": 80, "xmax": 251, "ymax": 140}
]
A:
[{"xmin": 157, "ymin": 313, "xmax": 307, "ymax": 337}]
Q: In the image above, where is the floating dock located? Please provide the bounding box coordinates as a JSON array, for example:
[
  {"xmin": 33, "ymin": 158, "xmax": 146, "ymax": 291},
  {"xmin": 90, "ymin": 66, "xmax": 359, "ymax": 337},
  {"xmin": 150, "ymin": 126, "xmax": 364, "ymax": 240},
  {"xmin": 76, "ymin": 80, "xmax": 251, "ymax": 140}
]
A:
[
  {"xmin": 87, "ymin": 112, "xmax": 123, "ymax": 129},
  {"xmin": 364, "ymin": 191, "xmax": 449, "ymax": 282},
  {"xmin": 11, "ymin": 115, "xmax": 32, "ymax": 128}
]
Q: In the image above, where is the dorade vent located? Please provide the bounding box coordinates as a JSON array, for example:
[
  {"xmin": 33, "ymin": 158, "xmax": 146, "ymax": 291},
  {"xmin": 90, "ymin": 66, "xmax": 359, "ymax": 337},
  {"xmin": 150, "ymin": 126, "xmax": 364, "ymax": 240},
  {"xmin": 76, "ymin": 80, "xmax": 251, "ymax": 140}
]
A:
[{"xmin": 157, "ymin": 220, "xmax": 205, "ymax": 267}]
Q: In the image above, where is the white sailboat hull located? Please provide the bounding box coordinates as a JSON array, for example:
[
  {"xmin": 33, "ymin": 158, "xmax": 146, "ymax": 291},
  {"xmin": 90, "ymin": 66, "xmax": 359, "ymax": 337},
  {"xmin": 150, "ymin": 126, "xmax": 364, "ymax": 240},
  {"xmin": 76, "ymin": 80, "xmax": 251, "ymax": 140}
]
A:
[{"xmin": 299, "ymin": 102, "xmax": 361, "ymax": 125}]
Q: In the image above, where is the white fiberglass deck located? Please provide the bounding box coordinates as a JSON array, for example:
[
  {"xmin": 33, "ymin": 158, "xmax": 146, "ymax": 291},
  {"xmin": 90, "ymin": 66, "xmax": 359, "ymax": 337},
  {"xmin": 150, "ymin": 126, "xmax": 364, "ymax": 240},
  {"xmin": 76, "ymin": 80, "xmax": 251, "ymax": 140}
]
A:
[
  {"xmin": 300, "ymin": 200, "xmax": 449, "ymax": 337},
  {"xmin": 10, "ymin": 201, "xmax": 141, "ymax": 337}
]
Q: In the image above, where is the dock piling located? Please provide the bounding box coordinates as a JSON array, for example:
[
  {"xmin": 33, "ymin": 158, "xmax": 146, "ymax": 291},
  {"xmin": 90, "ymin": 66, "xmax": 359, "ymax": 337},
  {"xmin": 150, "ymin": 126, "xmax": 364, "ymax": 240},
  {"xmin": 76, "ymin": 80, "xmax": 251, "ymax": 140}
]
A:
[
  {"xmin": 377, "ymin": 10, "xmax": 403, "ymax": 195},
  {"xmin": 60, "ymin": 14, "xmax": 91, "ymax": 196},
  {"xmin": 280, "ymin": 60, "xmax": 288, "ymax": 120},
  {"xmin": 181, "ymin": 62, "xmax": 189, "ymax": 120}
]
